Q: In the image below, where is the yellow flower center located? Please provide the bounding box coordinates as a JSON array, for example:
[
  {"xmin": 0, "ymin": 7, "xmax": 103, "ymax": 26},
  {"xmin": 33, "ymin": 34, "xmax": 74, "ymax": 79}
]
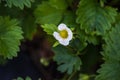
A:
[{"xmin": 59, "ymin": 30, "xmax": 68, "ymax": 38}]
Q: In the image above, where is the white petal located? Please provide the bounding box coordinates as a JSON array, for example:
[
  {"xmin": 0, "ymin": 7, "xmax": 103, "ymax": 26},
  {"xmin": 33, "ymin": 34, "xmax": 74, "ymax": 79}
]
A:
[
  {"xmin": 66, "ymin": 28, "xmax": 73, "ymax": 41},
  {"xmin": 58, "ymin": 23, "xmax": 67, "ymax": 30},
  {"xmin": 53, "ymin": 32, "xmax": 62, "ymax": 41},
  {"xmin": 59, "ymin": 40, "xmax": 69, "ymax": 46}
]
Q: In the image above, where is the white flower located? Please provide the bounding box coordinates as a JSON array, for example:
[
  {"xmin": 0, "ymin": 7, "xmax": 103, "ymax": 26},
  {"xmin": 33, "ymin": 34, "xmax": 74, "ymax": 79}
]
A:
[{"xmin": 53, "ymin": 23, "xmax": 73, "ymax": 46}]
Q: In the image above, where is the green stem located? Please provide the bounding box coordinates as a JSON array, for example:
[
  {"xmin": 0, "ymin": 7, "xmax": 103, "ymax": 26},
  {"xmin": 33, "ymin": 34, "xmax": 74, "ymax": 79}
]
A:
[
  {"xmin": 76, "ymin": 51, "xmax": 80, "ymax": 56},
  {"xmin": 100, "ymin": 0, "xmax": 104, "ymax": 7},
  {"xmin": 67, "ymin": 71, "xmax": 76, "ymax": 80}
]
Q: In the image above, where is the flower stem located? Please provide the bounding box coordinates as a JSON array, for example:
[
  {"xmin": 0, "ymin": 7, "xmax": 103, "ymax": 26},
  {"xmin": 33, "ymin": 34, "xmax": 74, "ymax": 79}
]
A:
[{"xmin": 67, "ymin": 71, "xmax": 76, "ymax": 80}]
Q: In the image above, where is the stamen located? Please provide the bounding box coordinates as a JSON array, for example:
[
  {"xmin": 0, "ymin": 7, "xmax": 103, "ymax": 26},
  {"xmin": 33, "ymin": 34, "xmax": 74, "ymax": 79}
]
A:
[{"xmin": 59, "ymin": 30, "xmax": 68, "ymax": 38}]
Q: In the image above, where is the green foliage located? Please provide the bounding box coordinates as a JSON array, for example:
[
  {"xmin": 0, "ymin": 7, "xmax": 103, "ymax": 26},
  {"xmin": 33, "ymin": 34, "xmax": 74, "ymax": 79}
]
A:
[
  {"xmin": 96, "ymin": 61, "xmax": 120, "ymax": 80},
  {"xmin": 21, "ymin": 15, "xmax": 37, "ymax": 40},
  {"xmin": 41, "ymin": 24, "xmax": 57, "ymax": 35},
  {"xmin": 49, "ymin": 0, "xmax": 68, "ymax": 10},
  {"xmin": 79, "ymin": 74, "xmax": 90, "ymax": 80},
  {"xmin": 34, "ymin": 1, "xmax": 64, "ymax": 25},
  {"xmin": 15, "ymin": 77, "xmax": 23, "ymax": 80},
  {"xmin": 96, "ymin": 22, "xmax": 120, "ymax": 80},
  {"xmin": 13, "ymin": 76, "xmax": 32, "ymax": 80},
  {"xmin": 1, "ymin": 0, "xmax": 120, "ymax": 79},
  {"xmin": 70, "ymin": 38, "xmax": 87, "ymax": 52},
  {"xmin": 53, "ymin": 45, "xmax": 82, "ymax": 74},
  {"xmin": 5, "ymin": 0, "xmax": 34, "ymax": 9},
  {"xmin": 0, "ymin": 16, "xmax": 23, "ymax": 59},
  {"xmin": 62, "ymin": 11, "xmax": 78, "ymax": 28},
  {"xmin": 0, "ymin": 56, "xmax": 7, "ymax": 65},
  {"xmin": 76, "ymin": 0, "xmax": 117, "ymax": 35},
  {"xmin": 76, "ymin": 26, "xmax": 100, "ymax": 45},
  {"xmin": 102, "ymin": 22, "xmax": 120, "ymax": 61}
]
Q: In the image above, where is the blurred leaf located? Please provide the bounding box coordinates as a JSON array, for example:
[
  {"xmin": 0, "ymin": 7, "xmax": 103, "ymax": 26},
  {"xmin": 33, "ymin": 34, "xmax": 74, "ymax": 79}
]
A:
[
  {"xmin": 66, "ymin": 0, "xmax": 73, "ymax": 6},
  {"xmin": 41, "ymin": 24, "xmax": 57, "ymax": 35},
  {"xmin": 49, "ymin": 0, "xmax": 68, "ymax": 10},
  {"xmin": 76, "ymin": 27, "xmax": 100, "ymax": 45},
  {"xmin": 0, "ymin": 16, "xmax": 23, "ymax": 59},
  {"xmin": 62, "ymin": 11, "xmax": 78, "ymax": 28},
  {"xmin": 13, "ymin": 76, "xmax": 32, "ymax": 80},
  {"xmin": 70, "ymin": 38, "xmax": 87, "ymax": 52},
  {"xmin": 79, "ymin": 74, "xmax": 90, "ymax": 80},
  {"xmin": 76, "ymin": 0, "xmax": 117, "ymax": 35},
  {"xmin": 6, "ymin": 0, "xmax": 34, "ymax": 9},
  {"xmin": 34, "ymin": 1, "xmax": 63, "ymax": 25},
  {"xmin": 96, "ymin": 20, "xmax": 120, "ymax": 80},
  {"xmin": 96, "ymin": 61, "xmax": 120, "ymax": 80},
  {"xmin": 80, "ymin": 45, "xmax": 101, "ymax": 74},
  {"xmin": 0, "ymin": 4, "xmax": 22, "ymax": 17},
  {"xmin": 15, "ymin": 77, "xmax": 23, "ymax": 80},
  {"xmin": 0, "ymin": 56, "xmax": 7, "ymax": 65},
  {"xmin": 40, "ymin": 57, "xmax": 49, "ymax": 66},
  {"xmin": 53, "ymin": 45, "xmax": 82, "ymax": 74},
  {"xmin": 102, "ymin": 22, "xmax": 120, "ymax": 61},
  {"xmin": 21, "ymin": 15, "xmax": 37, "ymax": 40},
  {"xmin": 25, "ymin": 76, "xmax": 32, "ymax": 80}
]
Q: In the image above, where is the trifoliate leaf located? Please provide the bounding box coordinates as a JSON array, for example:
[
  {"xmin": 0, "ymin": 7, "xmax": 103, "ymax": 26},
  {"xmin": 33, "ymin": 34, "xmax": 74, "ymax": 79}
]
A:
[
  {"xmin": 0, "ymin": 16, "xmax": 23, "ymax": 59},
  {"xmin": 6, "ymin": 0, "xmax": 34, "ymax": 9},
  {"xmin": 41, "ymin": 24, "xmax": 57, "ymax": 35},
  {"xmin": 34, "ymin": 1, "xmax": 63, "ymax": 25},
  {"xmin": 76, "ymin": 0, "xmax": 117, "ymax": 35},
  {"xmin": 52, "ymin": 45, "xmax": 82, "ymax": 74}
]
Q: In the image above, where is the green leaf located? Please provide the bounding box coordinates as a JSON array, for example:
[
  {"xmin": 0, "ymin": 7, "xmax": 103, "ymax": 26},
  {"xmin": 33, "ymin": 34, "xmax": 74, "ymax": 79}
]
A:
[
  {"xmin": 102, "ymin": 22, "xmax": 120, "ymax": 61},
  {"xmin": 6, "ymin": 0, "xmax": 34, "ymax": 9},
  {"xmin": 25, "ymin": 76, "xmax": 32, "ymax": 80},
  {"xmin": 76, "ymin": 26, "xmax": 100, "ymax": 45},
  {"xmin": 96, "ymin": 20, "xmax": 120, "ymax": 80},
  {"xmin": 70, "ymin": 38, "xmax": 87, "ymax": 52},
  {"xmin": 0, "ymin": 56, "xmax": 7, "ymax": 65},
  {"xmin": 21, "ymin": 15, "xmax": 37, "ymax": 40},
  {"xmin": 41, "ymin": 24, "xmax": 57, "ymax": 35},
  {"xmin": 0, "ymin": 16, "xmax": 23, "ymax": 59},
  {"xmin": 96, "ymin": 61, "xmax": 120, "ymax": 80},
  {"xmin": 76, "ymin": 0, "xmax": 117, "ymax": 35},
  {"xmin": 0, "ymin": 4, "xmax": 22, "ymax": 17},
  {"xmin": 79, "ymin": 74, "xmax": 90, "ymax": 80},
  {"xmin": 62, "ymin": 11, "xmax": 78, "ymax": 28},
  {"xmin": 15, "ymin": 77, "xmax": 23, "ymax": 80},
  {"xmin": 52, "ymin": 45, "xmax": 82, "ymax": 74},
  {"xmin": 34, "ymin": 1, "xmax": 63, "ymax": 25},
  {"xmin": 49, "ymin": 0, "xmax": 68, "ymax": 10},
  {"xmin": 13, "ymin": 76, "xmax": 32, "ymax": 80}
]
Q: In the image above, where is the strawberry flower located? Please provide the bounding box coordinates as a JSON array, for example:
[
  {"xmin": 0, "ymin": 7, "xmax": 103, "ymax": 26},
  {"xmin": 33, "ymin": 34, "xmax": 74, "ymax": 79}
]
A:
[{"xmin": 53, "ymin": 23, "xmax": 73, "ymax": 46}]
